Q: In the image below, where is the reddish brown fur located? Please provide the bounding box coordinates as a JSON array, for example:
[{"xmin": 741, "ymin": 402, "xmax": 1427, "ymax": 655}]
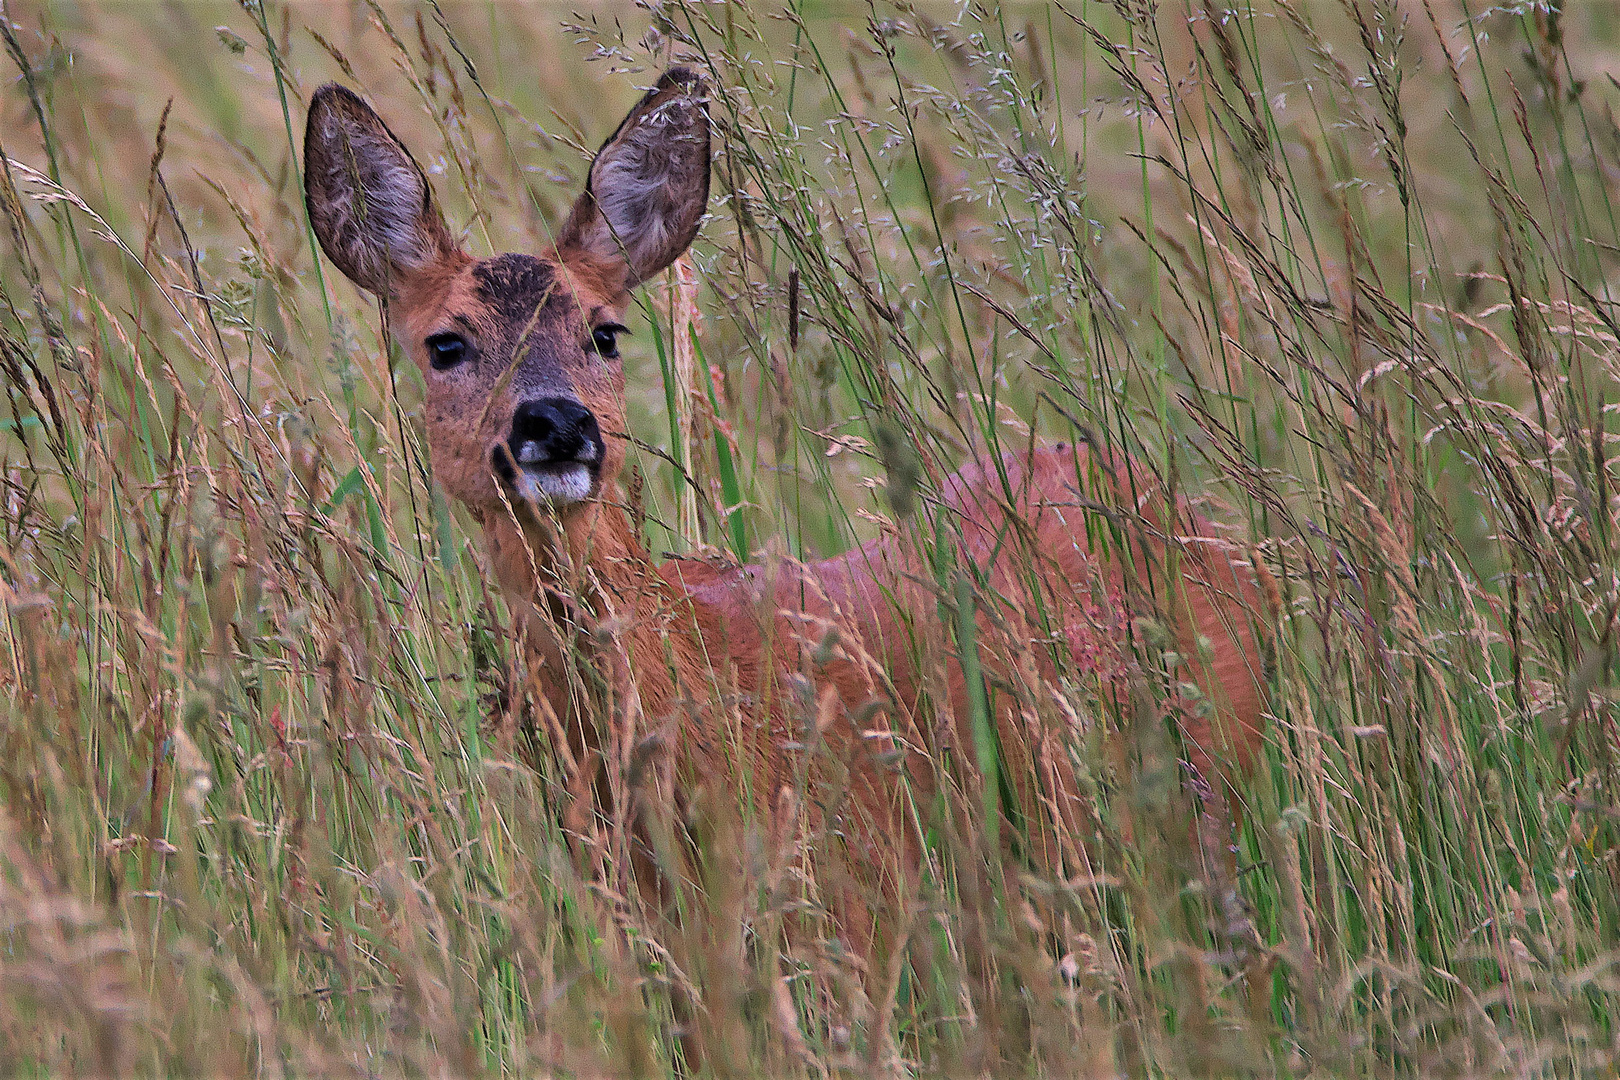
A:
[{"xmin": 303, "ymin": 71, "xmax": 1269, "ymax": 958}]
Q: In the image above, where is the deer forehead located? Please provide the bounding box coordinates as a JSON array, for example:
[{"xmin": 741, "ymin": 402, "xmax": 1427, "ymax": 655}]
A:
[
  {"xmin": 467, "ymin": 253, "xmax": 566, "ymax": 327},
  {"xmin": 402, "ymin": 252, "xmax": 619, "ymax": 354}
]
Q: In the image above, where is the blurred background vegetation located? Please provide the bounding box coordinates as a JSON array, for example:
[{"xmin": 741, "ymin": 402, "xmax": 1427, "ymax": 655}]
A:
[{"xmin": 2, "ymin": 0, "xmax": 1619, "ymax": 1075}]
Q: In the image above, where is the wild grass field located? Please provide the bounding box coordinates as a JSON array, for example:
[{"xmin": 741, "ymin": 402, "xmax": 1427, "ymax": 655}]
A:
[{"xmin": 1, "ymin": 0, "xmax": 1618, "ymax": 1075}]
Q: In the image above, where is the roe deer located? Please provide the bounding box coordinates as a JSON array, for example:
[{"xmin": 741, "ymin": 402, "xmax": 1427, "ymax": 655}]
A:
[{"xmin": 303, "ymin": 68, "xmax": 1268, "ymax": 967}]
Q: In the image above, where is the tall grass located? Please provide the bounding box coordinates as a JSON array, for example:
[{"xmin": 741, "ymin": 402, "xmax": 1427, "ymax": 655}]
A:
[{"xmin": 1, "ymin": 0, "xmax": 1617, "ymax": 1075}]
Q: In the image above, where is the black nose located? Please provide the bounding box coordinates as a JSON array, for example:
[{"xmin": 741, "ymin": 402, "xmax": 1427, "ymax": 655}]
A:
[{"xmin": 503, "ymin": 397, "xmax": 602, "ymax": 472}]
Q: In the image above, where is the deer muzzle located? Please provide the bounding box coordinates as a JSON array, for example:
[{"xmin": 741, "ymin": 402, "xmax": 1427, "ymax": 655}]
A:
[{"xmin": 495, "ymin": 396, "xmax": 604, "ymax": 506}]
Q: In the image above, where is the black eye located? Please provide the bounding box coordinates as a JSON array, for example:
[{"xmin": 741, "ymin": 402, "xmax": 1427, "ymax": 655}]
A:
[
  {"xmin": 426, "ymin": 332, "xmax": 469, "ymax": 371},
  {"xmin": 590, "ymin": 324, "xmax": 625, "ymax": 360}
]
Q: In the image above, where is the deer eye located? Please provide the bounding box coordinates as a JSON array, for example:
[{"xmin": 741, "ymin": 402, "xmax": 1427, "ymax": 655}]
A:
[
  {"xmin": 590, "ymin": 324, "xmax": 625, "ymax": 360},
  {"xmin": 426, "ymin": 332, "xmax": 469, "ymax": 371}
]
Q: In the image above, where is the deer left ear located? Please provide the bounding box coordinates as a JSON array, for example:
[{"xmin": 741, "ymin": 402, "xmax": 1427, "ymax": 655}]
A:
[
  {"xmin": 557, "ymin": 67, "xmax": 711, "ymax": 288},
  {"xmin": 304, "ymin": 83, "xmax": 459, "ymax": 296}
]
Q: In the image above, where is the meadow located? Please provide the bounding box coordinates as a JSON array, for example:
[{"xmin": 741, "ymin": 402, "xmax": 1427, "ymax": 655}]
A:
[{"xmin": 1, "ymin": 0, "xmax": 1618, "ymax": 1075}]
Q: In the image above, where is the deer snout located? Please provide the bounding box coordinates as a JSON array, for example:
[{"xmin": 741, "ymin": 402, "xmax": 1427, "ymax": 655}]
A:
[
  {"xmin": 495, "ymin": 397, "xmax": 604, "ymax": 506},
  {"xmin": 510, "ymin": 398, "xmax": 601, "ymax": 465}
]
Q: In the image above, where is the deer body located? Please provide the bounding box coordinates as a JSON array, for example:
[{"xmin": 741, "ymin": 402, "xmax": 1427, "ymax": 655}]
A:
[
  {"xmin": 479, "ymin": 437, "xmax": 1264, "ymax": 897},
  {"xmin": 304, "ymin": 70, "xmax": 1267, "ymax": 941}
]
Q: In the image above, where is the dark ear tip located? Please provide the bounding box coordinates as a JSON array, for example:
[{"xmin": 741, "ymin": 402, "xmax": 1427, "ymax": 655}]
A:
[
  {"xmin": 309, "ymin": 82, "xmax": 363, "ymax": 114},
  {"xmin": 306, "ymin": 84, "xmax": 389, "ymax": 140},
  {"xmin": 657, "ymin": 66, "xmax": 706, "ymax": 96}
]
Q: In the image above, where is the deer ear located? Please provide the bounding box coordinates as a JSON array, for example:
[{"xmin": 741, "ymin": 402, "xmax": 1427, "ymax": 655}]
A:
[
  {"xmin": 304, "ymin": 84, "xmax": 458, "ymax": 296},
  {"xmin": 557, "ymin": 68, "xmax": 710, "ymax": 288}
]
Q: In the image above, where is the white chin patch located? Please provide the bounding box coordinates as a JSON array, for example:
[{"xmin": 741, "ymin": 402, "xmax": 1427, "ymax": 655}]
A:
[{"xmin": 514, "ymin": 464, "xmax": 593, "ymax": 507}]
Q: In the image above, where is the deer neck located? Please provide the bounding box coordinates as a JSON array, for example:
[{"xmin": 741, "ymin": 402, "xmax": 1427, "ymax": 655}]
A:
[{"xmin": 478, "ymin": 497, "xmax": 701, "ymax": 723}]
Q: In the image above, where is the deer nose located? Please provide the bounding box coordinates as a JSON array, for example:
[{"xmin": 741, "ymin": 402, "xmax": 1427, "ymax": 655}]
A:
[{"xmin": 506, "ymin": 397, "xmax": 602, "ymax": 470}]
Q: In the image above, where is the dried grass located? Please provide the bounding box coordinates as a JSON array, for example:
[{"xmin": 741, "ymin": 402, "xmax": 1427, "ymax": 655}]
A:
[{"xmin": 0, "ymin": 0, "xmax": 1616, "ymax": 1075}]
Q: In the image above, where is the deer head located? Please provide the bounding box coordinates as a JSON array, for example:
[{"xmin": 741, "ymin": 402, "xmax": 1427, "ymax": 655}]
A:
[{"xmin": 304, "ymin": 70, "xmax": 710, "ymax": 521}]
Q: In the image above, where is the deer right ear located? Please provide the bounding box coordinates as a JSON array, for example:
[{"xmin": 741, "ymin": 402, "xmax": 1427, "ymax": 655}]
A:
[
  {"xmin": 557, "ymin": 67, "xmax": 711, "ymax": 288},
  {"xmin": 304, "ymin": 84, "xmax": 457, "ymax": 296}
]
